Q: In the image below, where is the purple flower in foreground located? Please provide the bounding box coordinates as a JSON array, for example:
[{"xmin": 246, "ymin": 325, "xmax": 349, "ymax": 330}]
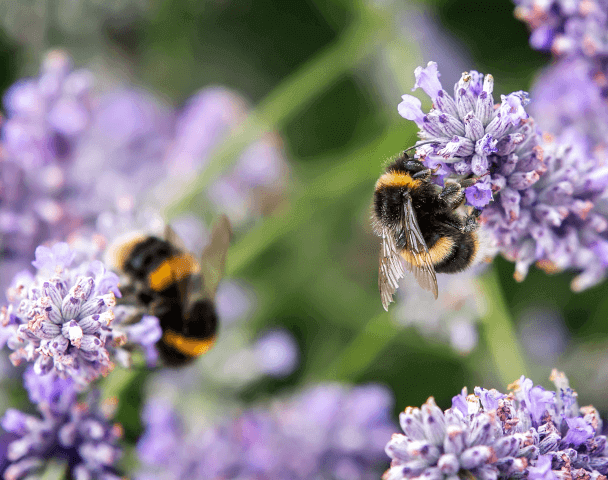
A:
[
  {"xmin": 399, "ymin": 61, "xmax": 542, "ymax": 211},
  {"xmin": 0, "ymin": 242, "xmax": 161, "ymax": 388},
  {"xmin": 384, "ymin": 370, "xmax": 608, "ymax": 480},
  {"xmin": 401, "ymin": 62, "xmax": 608, "ymax": 289},
  {"xmin": 484, "ymin": 130, "xmax": 608, "ymax": 288},
  {"xmin": 136, "ymin": 383, "xmax": 396, "ymax": 479},
  {"xmin": 2, "ymin": 368, "xmax": 122, "ymax": 480}
]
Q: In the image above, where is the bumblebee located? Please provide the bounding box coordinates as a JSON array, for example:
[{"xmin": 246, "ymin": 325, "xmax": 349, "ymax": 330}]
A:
[
  {"xmin": 373, "ymin": 148, "xmax": 483, "ymax": 310},
  {"xmin": 107, "ymin": 216, "xmax": 231, "ymax": 366}
]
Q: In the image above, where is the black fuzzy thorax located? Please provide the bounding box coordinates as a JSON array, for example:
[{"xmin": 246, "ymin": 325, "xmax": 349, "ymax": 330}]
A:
[
  {"xmin": 122, "ymin": 237, "xmax": 178, "ymax": 282},
  {"xmin": 374, "ymin": 155, "xmax": 477, "ymax": 273}
]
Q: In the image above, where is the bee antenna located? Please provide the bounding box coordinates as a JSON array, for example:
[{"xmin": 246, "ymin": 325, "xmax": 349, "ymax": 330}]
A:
[{"xmin": 403, "ymin": 141, "xmax": 438, "ymax": 154}]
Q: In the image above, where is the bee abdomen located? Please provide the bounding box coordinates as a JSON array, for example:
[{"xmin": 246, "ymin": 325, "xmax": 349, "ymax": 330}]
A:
[{"xmin": 434, "ymin": 232, "xmax": 479, "ymax": 273}]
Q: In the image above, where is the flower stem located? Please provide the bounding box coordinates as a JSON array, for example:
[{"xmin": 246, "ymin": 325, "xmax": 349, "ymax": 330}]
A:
[
  {"xmin": 317, "ymin": 312, "xmax": 398, "ymax": 381},
  {"xmin": 225, "ymin": 124, "xmax": 415, "ymax": 275},
  {"xmin": 479, "ymin": 266, "xmax": 530, "ymax": 386},
  {"xmin": 40, "ymin": 460, "xmax": 67, "ymax": 480},
  {"xmin": 165, "ymin": 20, "xmax": 385, "ymax": 219}
]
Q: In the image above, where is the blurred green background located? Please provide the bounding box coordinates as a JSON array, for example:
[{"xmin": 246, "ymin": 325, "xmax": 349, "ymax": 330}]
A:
[{"xmin": 2, "ymin": 0, "xmax": 608, "ymax": 447}]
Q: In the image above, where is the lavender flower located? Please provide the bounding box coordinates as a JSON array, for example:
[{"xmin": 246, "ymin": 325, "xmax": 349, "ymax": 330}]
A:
[
  {"xmin": 400, "ymin": 62, "xmax": 608, "ymax": 289},
  {"xmin": 0, "ymin": 242, "xmax": 161, "ymax": 388},
  {"xmin": 399, "ymin": 61, "xmax": 542, "ymax": 210},
  {"xmin": 252, "ymin": 329, "xmax": 300, "ymax": 378},
  {"xmin": 158, "ymin": 86, "xmax": 289, "ymax": 228},
  {"xmin": 136, "ymin": 383, "xmax": 396, "ymax": 480},
  {"xmin": 384, "ymin": 370, "xmax": 608, "ymax": 480},
  {"xmin": 484, "ymin": 130, "xmax": 608, "ymax": 289},
  {"xmin": 1, "ymin": 368, "xmax": 122, "ymax": 480},
  {"xmin": 0, "ymin": 51, "xmax": 95, "ymax": 297},
  {"xmin": 513, "ymin": 0, "xmax": 608, "ymax": 60},
  {"xmin": 528, "ymin": 57, "xmax": 608, "ymax": 144}
]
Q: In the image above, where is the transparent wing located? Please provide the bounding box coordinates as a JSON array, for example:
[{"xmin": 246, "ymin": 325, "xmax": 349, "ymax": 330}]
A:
[
  {"xmin": 200, "ymin": 215, "xmax": 232, "ymax": 300},
  {"xmin": 378, "ymin": 225, "xmax": 405, "ymax": 311},
  {"xmin": 164, "ymin": 224, "xmax": 189, "ymax": 252},
  {"xmin": 400, "ymin": 195, "xmax": 438, "ymax": 299}
]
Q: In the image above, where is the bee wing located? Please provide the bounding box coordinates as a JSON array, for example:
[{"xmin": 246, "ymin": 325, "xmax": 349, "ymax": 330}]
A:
[
  {"xmin": 200, "ymin": 215, "xmax": 232, "ymax": 300},
  {"xmin": 164, "ymin": 224, "xmax": 189, "ymax": 252},
  {"xmin": 401, "ymin": 195, "xmax": 438, "ymax": 299},
  {"xmin": 378, "ymin": 225, "xmax": 405, "ymax": 311}
]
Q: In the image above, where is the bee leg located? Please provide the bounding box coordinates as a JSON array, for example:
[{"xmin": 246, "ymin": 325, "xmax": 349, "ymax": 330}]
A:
[
  {"xmin": 458, "ymin": 177, "xmax": 477, "ymax": 189},
  {"xmin": 440, "ymin": 182, "xmax": 466, "ymax": 210},
  {"xmin": 461, "ymin": 209, "xmax": 481, "ymax": 233},
  {"xmin": 411, "ymin": 168, "xmax": 433, "ymax": 180}
]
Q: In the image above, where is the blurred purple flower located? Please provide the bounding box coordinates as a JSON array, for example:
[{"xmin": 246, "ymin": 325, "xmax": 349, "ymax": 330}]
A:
[
  {"xmin": 136, "ymin": 383, "xmax": 396, "ymax": 480},
  {"xmin": 392, "ymin": 268, "xmax": 486, "ymax": 354},
  {"xmin": 2, "ymin": 368, "xmax": 122, "ymax": 479},
  {"xmin": 0, "ymin": 242, "xmax": 160, "ymax": 388},
  {"xmin": 68, "ymin": 88, "xmax": 174, "ymax": 219},
  {"xmin": 253, "ymin": 329, "xmax": 299, "ymax": 378},
  {"xmin": 160, "ymin": 86, "xmax": 289, "ymax": 228},
  {"xmin": 384, "ymin": 371, "xmax": 608, "ymax": 480},
  {"xmin": 529, "ymin": 57, "xmax": 608, "ymax": 144},
  {"xmin": 518, "ymin": 306, "xmax": 569, "ymax": 365},
  {"xmin": 513, "ymin": 0, "xmax": 608, "ymax": 61},
  {"xmin": 0, "ymin": 51, "xmax": 95, "ymax": 296},
  {"xmin": 1, "ymin": 51, "xmax": 291, "ymax": 303}
]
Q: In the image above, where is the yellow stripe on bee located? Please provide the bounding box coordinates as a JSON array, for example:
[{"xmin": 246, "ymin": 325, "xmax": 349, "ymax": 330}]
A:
[
  {"xmin": 400, "ymin": 237, "xmax": 454, "ymax": 266},
  {"xmin": 428, "ymin": 236, "xmax": 455, "ymax": 264},
  {"xmin": 375, "ymin": 172, "xmax": 421, "ymax": 190},
  {"xmin": 162, "ymin": 330, "xmax": 216, "ymax": 357},
  {"xmin": 148, "ymin": 254, "xmax": 200, "ymax": 292},
  {"xmin": 471, "ymin": 232, "xmax": 479, "ymax": 261}
]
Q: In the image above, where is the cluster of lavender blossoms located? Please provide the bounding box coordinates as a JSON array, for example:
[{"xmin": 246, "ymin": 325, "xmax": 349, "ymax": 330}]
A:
[
  {"xmin": 0, "ymin": 50, "xmax": 290, "ymax": 300},
  {"xmin": 385, "ymin": 371, "xmax": 608, "ymax": 480},
  {"xmin": 0, "ymin": 242, "xmax": 161, "ymax": 389},
  {"xmin": 0, "ymin": 368, "xmax": 122, "ymax": 480},
  {"xmin": 136, "ymin": 383, "xmax": 396, "ymax": 480},
  {"xmin": 399, "ymin": 61, "xmax": 608, "ymax": 289},
  {"xmin": 513, "ymin": 0, "xmax": 608, "ymax": 73}
]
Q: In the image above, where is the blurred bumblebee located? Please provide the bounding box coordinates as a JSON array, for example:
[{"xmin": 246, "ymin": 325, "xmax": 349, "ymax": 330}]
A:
[
  {"xmin": 107, "ymin": 216, "xmax": 231, "ymax": 366},
  {"xmin": 372, "ymin": 147, "xmax": 485, "ymax": 310}
]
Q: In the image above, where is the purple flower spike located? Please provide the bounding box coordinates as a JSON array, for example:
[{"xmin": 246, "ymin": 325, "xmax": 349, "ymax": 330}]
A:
[
  {"xmin": 401, "ymin": 61, "xmax": 608, "ymax": 289},
  {"xmin": 412, "ymin": 61, "xmax": 443, "ymax": 101},
  {"xmin": 384, "ymin": 370, "xmax": 608, "ymax": 480},
  {"xmin": 1, "ymin": 241, "xmax": 161, "ymax": 388},
  {"xmin": 136, "ymin": 383, "xmax": 396, "ymax": 480},
  {"xmin": 400, "ymin": 62, "xmax": 540, "ymax": 217},
  {"xmin": 2, "ymin": 370, "xmax": 123, "ymax": 479},
  {"xmin": 398, "ymin": 95, "xmax": 425, "ymax": 127}
]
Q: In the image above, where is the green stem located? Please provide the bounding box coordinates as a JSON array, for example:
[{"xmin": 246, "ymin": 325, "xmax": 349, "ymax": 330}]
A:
[
  {"xmin": 226, "ymin": 124, "xmax": 416, "ymax": 275},
  {"xmin": 40, "ymin": 460, "xmax": 67, "ymax": 480},
  {"xmin": 165, "ymin": 20, "xmax": 385, "ymax": 219},
  {"xmin": 315, "ymin": 312, "xmax": 398, "ymax": 381},
  {"xmin": 479, "ymin": 267, "xmax": 529, "ymax": 387},
  {"xmin": 99, "ymin": 366, "xmax": 139, "ymax": 401}
]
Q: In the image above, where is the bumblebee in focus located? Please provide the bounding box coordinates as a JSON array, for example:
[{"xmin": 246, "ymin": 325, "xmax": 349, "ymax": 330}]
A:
[
  {"xmin": 107, "ymin": 216, "xmax": 231, "ymax": 366},
  {"xmin": 372, "ymin": 148, "xmax": 484, "ymax": 310}
]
